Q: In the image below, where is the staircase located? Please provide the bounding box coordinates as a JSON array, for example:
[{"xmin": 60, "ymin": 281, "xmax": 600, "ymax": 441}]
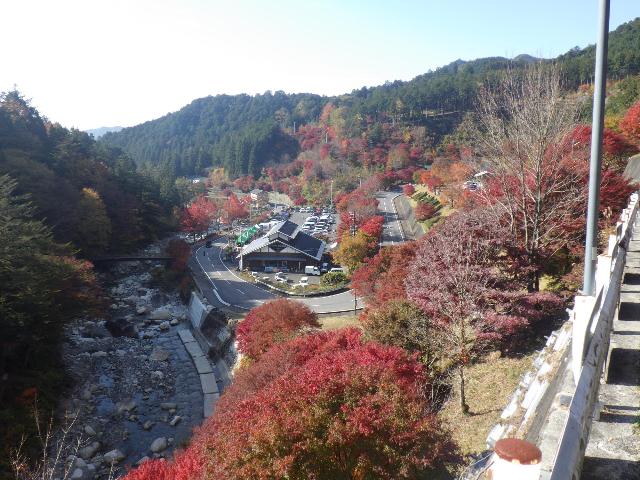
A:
[{"xmin": 581, "ymin": 221, "xmax": 640, "ymax": 479}]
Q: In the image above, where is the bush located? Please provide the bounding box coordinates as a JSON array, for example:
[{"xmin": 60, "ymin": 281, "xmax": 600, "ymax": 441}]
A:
[
  {"xmin": 320, "ymin": 271, "xmax": 347, "ymax": 287},
  {"xmin": 416, "ymin": 202, "xmax": 437, "ymax": 221},
  {"xmin": 236, "ymin": 299, "xmax": 320, "ymax": 360},
  {"xmin": 402, "ymin": 184, "xmax": 416, "ymax": 196},
  {"xmin": 124, "ymin": 329, "xmax": 459, "ymax": 480}
]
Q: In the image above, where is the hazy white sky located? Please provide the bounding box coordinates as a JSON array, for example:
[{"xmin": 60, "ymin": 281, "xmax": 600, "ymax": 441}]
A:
[{"xmin": 1, "ymin": 0, "xmax": 637, "ymax": 130}]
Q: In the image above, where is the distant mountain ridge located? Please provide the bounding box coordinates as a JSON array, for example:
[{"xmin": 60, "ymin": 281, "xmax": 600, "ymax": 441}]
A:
[
  {"xmin": 86, "ymin": 126, "xmax": 123, "ymax": 138},
  {"xmin": 101, "ymin": 18, "xmax": 640, "ymax": 177}
]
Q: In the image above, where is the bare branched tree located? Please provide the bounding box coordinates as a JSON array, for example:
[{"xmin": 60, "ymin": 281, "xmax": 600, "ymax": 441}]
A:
[
  {"xmin": 8, "ymin": 404, "xmax": 109, "ymax": 480},
  {"xmin": 473, "ymin": 62, "xmax": 584, "ymax": 291}
]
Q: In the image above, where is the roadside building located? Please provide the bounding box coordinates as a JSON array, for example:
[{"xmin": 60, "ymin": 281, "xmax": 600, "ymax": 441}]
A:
[
  {"xmin": 237, "ymin": 220, "xmax": 325, "ymax": 272},
  {"xmin": 250, "ymin": 188, "xmax": 269, "ymax": 205}
]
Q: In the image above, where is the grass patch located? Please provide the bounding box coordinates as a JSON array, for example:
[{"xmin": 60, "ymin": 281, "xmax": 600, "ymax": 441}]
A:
[
  {"xmin": 319, "ymin": 314, "xmax": 361, "ymax": 331},
  {"xmin": 438, "ymin": 352, "xmax": 535, "ymax": 458}
]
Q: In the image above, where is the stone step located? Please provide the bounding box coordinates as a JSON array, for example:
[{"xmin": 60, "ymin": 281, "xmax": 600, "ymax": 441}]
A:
[
  {"xmin": 612, "ymin": 319, "xmax": 640, "ymax": 332},
  {"xmin": 609, "ymin": 332, "xmax": 640, "ymax": 350}
]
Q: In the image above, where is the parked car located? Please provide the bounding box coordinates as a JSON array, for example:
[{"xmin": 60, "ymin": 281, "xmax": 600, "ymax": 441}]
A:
[
  {"xmin": 250, "ymin": 271, "xmax": 260, "ymax": 278},
  {"xmin": 299, "ymin": 277, "xmax": 309, "ymax": 286},
  {"xmin": 305, "ymin": 265, "xmax": 321, "ymax": 276},
  {"xmin": 320, "ymin": 262, "xmax": 330, "ymax": 273},
  {"xmin": 329, "ymin": 267, "xmax": 345, "ymax": 273},
  {"xmin": 275, "ymin": 271, "xmax": 288, "ymax": 280},
  {"xmin": 264, "ymin": 266, "xmax": 276, "ymax": 273}
]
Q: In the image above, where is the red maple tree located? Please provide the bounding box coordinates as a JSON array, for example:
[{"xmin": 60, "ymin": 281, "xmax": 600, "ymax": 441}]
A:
[
  {"xmin": 415, "ymin": 202, "xmax": 437, "ymax": 221},
  {"xmin": 359, "ymin": 215, "xmax": 384, "ymax": 240},
  {"xmin": 124, "ymin": 329, "xmax": 458, "ymax": 479},
  {"xmin": 236, "ymin": 299, "xmax": 320, "ymax": 360},
  {"xmin": 180, "ymin": 195, "xmax": 218, "ymax": 240},
  {"xmin": 402, "ymin": 184, "xmax": 416, "ymax": 196},
  {"xmin": 620, "ymin": 100, "xmax": 640, "ymax": 143},
  {"xmin": 196, "ymin": 329, "xmax": 457, "ymax": 479},
  {"xmin": 351, "ymin": 242, "xmax": 417, "ymax": 308},
  {"xmin": 406, "ymin": 210, "xmax": 534, "ymax": 413},
  {"xmin": 222, "ymin": 192, "xmax": 249, "ymax": 223}
]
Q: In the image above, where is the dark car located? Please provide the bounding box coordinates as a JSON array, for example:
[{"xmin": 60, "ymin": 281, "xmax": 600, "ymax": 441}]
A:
[{"xmin": 205, "ymin": 240, "xmax": 213, "ymax": 248}]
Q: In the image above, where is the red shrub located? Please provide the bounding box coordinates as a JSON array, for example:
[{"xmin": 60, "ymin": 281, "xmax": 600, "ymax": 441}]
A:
[
  {"xmin": 415, "ymin": 202, "xmax": 437, "ymax": 221},
  {"xmin": 194, "ymin": 329, "xmax": 458, "ymax": 479},
  {"xmin": 236, "ymin": 299, "xmax": 320, "ymax": 360},
  {"xmin": 403, "ymin": 184, "xmax": 416, "ymax": 196},
  {"xmin": 620, "ymin": 101, "xmax": 640, "ymax": 143}
]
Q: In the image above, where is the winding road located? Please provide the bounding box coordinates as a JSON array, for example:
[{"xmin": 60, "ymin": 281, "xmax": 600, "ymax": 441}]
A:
[
  {"xmin": 192, "ymin": 239, "xmax": 360, "ymax": 314},
  {"xmin": 190, "ymin": 190, "xmax": 406, "ymax": 314}
]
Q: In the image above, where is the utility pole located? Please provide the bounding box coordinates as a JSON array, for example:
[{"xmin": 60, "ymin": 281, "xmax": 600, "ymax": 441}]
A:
[
  {"xmin": 330, "ymin": 180, "xmax": 333, "ymax": 209},
  {"xmin": 350, "ymin": 211, "xmax": 357, "ymax": 236},
  {"xmin": 583, "ymin": 0, "xmax": 610, "ymax": 295}
]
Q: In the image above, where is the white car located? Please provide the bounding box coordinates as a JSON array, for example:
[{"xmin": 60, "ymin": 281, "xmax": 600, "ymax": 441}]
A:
[{"xmin": 298, "ymin": 277, "xmax": 309, "ymax": 286}]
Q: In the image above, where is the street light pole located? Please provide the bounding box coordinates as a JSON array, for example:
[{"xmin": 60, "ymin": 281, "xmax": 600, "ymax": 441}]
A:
[
  {"xmin": 330, "ymin": 180, "xmax": 333, "ymax": 209},
  {"xmin": 583, "ymin": 0, "xmax": 610, "ymax": 295}
]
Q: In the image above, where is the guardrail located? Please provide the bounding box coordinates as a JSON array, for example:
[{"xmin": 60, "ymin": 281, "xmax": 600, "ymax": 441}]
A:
[
  {"xmin": 475, "ymin": 192, "xmax": 639, "ymax": 479},
  {"xmin": 548, "ymin": 192, "xmax": 638, "ymax": 479}
]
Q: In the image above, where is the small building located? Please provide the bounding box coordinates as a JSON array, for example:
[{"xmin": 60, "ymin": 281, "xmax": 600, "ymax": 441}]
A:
[
  {"xmin": 237, "ymin": 220, "xmax": 325, "ymax": 272},
  {"xmin": 250, "ymin": 188, "xmax": 269, "ymax": 205}
]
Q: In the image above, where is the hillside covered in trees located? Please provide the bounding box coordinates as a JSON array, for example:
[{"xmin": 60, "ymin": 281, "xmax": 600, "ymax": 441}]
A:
[
  {"xmin": 0, "ymin": 91, "xmax": 188, "ymax": 476},
  {"xmin": 102, "ymin": 18, "xmax": 640, "ymax": 178},
  {"xmin": 0, "ymin": 91, "xmax": 178, "ymax": 256}
]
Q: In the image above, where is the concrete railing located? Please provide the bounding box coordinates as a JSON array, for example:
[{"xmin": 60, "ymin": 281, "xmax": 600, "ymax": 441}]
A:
[
  {"xmin": 477, "ymin": 192, "xmax": 639, "ymax": 480},
  {"xmin": 547, "ymin": 192, "xmax": 638, "ymax": 480}
]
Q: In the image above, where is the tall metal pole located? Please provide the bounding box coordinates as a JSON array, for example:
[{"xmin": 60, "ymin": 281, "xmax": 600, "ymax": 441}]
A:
[
  {"xmin": 583, "ymin": 0, "xmax": 610, "ymax": 295},
  {"xmin": 330, "ymin": 180, "xmax": 333, "ymax": 209}
]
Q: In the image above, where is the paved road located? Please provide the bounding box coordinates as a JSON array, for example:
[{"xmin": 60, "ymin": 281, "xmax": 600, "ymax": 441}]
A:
[
  {"xmin": 376, "ymin": 191, "xmax": 405, "ymax": 246},
  {"xmin": 193, "ymin": 239, "xmax": 360, "ymax": 314}
]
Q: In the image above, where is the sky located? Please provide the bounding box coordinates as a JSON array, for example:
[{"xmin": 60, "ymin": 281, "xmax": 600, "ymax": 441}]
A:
[{"xmin": 1, "ymin": 0, "xmax": 638, "ymax": 130}]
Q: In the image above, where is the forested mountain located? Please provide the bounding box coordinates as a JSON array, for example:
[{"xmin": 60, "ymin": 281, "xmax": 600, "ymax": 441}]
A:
[
  {"xmin": 0, "ymin": 91, "xmax": 177, "ymax": 256},
  {"xmin": 102, "ymin": 18, "xmax": 640, "ymax": 178},
  {"xmin": 103, "ymin": 92, "xmax": 325, "ymax": 176},
  {"xmin": 85, "ymin": 126, "xmax": 123, "ymax": 138}
]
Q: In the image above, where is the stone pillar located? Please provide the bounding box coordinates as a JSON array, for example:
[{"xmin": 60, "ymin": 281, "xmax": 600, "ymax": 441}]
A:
[
  {"xmin": 572, "ymin": 295, "xmax": 596, "ymax": 383},
  {"xmin": 487, "ymin": 438, "xmax": 542, "ymax": 480}
]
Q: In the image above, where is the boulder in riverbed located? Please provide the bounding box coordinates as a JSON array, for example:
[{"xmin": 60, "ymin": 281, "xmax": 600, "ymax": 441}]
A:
[
  {"xmin": 150, "ymin": 437, "xmax": 167, "ymax": 453},
  {"xmin": 105, "ymin": 318, "xmax": 138, "ymax": 338}
]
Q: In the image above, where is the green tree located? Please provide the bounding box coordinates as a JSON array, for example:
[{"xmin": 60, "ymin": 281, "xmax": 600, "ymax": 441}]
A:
[
  {"xmin": 0, "ymin": 174, "xmax": 100, "ymax": 475},
  {"xmin": 75, "ymin": 187, "xmax": 112, "ymax": 256}
]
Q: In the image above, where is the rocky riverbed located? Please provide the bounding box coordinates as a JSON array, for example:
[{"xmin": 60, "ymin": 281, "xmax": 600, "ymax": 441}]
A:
[{"xmin": 57, "ymin": 258, "xmax": 210, "ymax": 479}]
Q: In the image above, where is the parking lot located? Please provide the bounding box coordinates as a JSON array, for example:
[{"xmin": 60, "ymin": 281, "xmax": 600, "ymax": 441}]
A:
[
  {"xmin": 250, "ymin": 270, "xmax": 322, "ymax": 287},
  {"xmin": 288, "ymin": 208, "xmax": 339, "ymax": 243}
]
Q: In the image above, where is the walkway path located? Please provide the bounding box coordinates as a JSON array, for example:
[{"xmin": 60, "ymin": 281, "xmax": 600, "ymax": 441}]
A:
[{"xmin": 581, "ymin": 221, "xmax": 640, "ymax": 479}]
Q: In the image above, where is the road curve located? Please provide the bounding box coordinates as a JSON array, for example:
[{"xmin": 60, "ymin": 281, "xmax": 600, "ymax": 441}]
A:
[{"xmin": 192, "ymin": 240, "xmax": 361, "ymax": 314}]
